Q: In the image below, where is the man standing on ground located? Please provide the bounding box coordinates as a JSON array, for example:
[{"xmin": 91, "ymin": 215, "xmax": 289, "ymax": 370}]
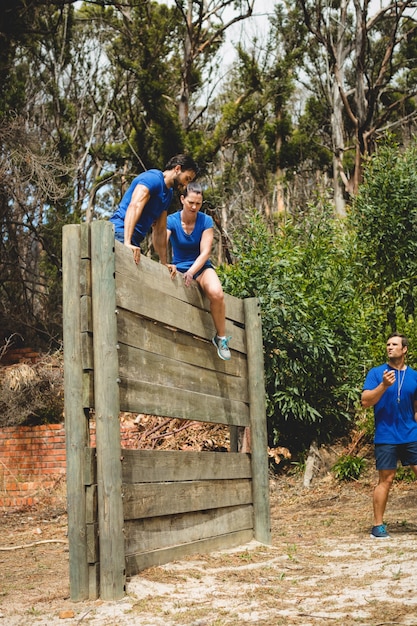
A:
[
  {"xmin": 110, "ymin": 154, "xmax": 198, "ymax": 265},
  {"xmin": 361, "ymin": 333, "xmax": 417, "ymax": 538}
]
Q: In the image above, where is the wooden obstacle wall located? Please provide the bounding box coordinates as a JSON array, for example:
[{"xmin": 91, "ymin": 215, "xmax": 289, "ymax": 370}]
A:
[{"xmin": 62, "ymin": 221, "xmax": 270, "ymax": 602}]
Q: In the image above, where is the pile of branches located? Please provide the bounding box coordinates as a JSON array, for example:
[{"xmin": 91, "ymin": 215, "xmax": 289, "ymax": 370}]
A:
[
  {"xmin": 0, "ymin": 352, "xmax": 64, "ymax": 428},
  {"xmin": 120, "ymin": 414, "xmax": 230, "ymax": 452}
]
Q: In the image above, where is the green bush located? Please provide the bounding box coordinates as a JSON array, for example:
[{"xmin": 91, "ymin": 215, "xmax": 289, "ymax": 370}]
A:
[
  {"xmin": 394, "ymin": 466, "xmax": 416, "ymax": 483},
  {"xmin": 332, "ymin": 455, "xmax": 366, "ymax": 481},
  {"xmin": 219, "ymin": 206, "xmax": 369, "ymax": 450}
]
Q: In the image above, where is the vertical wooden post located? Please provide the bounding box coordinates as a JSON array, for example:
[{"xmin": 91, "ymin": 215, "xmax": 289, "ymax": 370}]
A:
[
  {"xmin": 90, "ymin": 221, "xmax": 125, "ymax": 600},
  {"xmin": 244, "ymin": 297, "xmax": 271, "ymax": 544},
  {"xmin": 63, "ymin": 224, "xmax": 89, "ymax": 600}
]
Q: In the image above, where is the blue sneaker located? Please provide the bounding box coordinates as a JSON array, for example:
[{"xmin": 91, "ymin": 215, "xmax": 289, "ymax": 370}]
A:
[
  {"xmin": 370, "ymin": 524, "xmax": 390, "ymax": 539},
  {"xmin": 212, "ymin": 335, "xmax": 231, "ymax": 360}
]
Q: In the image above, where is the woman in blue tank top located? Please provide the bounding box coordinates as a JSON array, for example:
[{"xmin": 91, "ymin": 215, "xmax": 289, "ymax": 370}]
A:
[{"xmin": 167, "ymin": 183, "xmax": 231, "ymax": 360}]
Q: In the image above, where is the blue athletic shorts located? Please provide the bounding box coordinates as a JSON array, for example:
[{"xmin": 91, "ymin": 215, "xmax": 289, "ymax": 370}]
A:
[
  {"xmin": 374, "ymin": 442, "xmax": 417, "ymax": 470},
  {"xmin": 178, "ymin": 263, "xmax": 213, "ymax": 280}
]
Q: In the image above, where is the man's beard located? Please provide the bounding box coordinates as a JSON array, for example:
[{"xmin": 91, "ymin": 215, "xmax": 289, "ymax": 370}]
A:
[{"xmin": 173, "ymin": 178, "xmax": 185, "ymax": 192}]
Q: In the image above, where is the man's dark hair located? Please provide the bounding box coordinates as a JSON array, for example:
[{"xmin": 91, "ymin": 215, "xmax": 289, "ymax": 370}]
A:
[
  {"xmin": 387, "ymin": 332, "xmax": 409, "ymax": 347},
  {"xmin": 165, "ymin": 154, "xmax": 199, "ymax": 175}
]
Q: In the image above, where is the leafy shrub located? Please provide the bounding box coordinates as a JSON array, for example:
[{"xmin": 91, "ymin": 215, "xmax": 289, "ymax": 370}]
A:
[
  {"xmin": 218, "ymin": 206, "xmax": 369, "ymax": 450},
  {"xmin": 349, "ymin": 137, "xmax": 417, "ymax": 329},
  {"xmin": 332, "ymin": 455, "xmax": 366, "ymax": 481},
  {"xmin": 394, "ymin": 466, "xmax": 416, "ymax": 483}
]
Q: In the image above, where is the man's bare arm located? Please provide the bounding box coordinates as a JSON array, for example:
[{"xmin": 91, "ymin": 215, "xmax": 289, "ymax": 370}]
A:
[
  {"xmin": 124, "ymin": 184, "xmax": 150, "ymax": 264},
  {"xmin": 361, "ymin": 369, "xmax": 395, "ymax": 408}
]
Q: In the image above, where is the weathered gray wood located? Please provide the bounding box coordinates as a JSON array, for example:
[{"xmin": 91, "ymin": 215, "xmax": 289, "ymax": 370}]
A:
[
  {"xmin": 124, "ymin": 504, "xmax": 253, "ymax": 554},
  {"xmin": 115, "ymin": 272, "xmax": 246, "ymax": 353},
  {"xmin": 229, "ymin": 426, "xmax": 238, "ymax": 452},
  {"xmin": 80, "ymin": 295, "xmax": 92, "ymax": 333},
  {"xmin": 90, "ymin": 220, "xmax": 125, "ymax": 600},
  {"xmin": 64, "ymin": 222, "xmax": 271, "ymax": 599},
  {"xmin": 86, "ymin": 522, "xmax": 99, "ymax": 563},
  {"xmin": 82, "ymin": 371, "xmax": 94, "ymax": 408},
  {"xmin": 125, "ymin": 529, "xmax": 253, "ymax": 576},
  {"xmin": 244, "ymin": 298, "xmax": 271, "ymax": 545},
  {"xmin": 118, "ymin": 378, "xmax": 250, "ymax": 426},
  {"xmin": 114, "ymin": 240, "xmax": 245, "ymax": 325},
  {"xmin": 81, "ymin": 332, "xmax": 93, "ymax": 370},
  {"xmin": 117, "ymin": 310, "xmax": 247, "ymax": 377},
  {"xmin": 122, "ymin": 479, "xmax": 252, "ymax": 520},
  {"xmin": 62, "ymin": 224, "xmax": 89, "ymax": 601},
  {"xmin": 85, "ymin": 484, "xmax": 97, "ymax": 523},
  {"xmin": 80, "ymin": 222, "xmax": 91, "ymax": 259},
  {"xmin": 84, "ymin": 447, "xmax": 97, "ymax": 486},
  {"xmin": 88, "ymin": 564, "xmax": 100, "ymax": 600},
  {"xmin": 80, "ymin": 258, "xmax": 91, "ymax": 296},
  {"xmin": 118, "ymin": 343, "xmax": 248, "ymax": 402},
  {"xmin": 121, "ymin": 450, "xmax": 251, "ymax": 483}
]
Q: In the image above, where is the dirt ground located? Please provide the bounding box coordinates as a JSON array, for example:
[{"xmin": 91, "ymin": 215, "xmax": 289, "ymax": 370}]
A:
[{"xmin": 2, "ymin": 456, "xmax": 417, "ymax": 626}]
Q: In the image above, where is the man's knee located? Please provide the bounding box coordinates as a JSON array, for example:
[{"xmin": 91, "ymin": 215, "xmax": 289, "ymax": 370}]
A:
[{"xmin": 378, "ymin": 470, "xmax": 396, "ymax": 487}]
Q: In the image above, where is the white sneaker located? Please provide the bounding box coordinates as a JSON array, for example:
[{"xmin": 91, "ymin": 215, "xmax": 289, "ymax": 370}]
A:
[{"xmin": 212, "ymin": 335, "xmax": 232, "ymax": 360}]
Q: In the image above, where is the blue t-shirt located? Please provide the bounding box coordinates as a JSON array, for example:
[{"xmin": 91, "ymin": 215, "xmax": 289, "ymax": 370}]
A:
[
  {"xmin": 110, "ymin": 169, "xmax": 173, "ymax": 246},
  {"xmin": 363, "ymin": 363, "xmax": 417, "ymax": 444},
  {"xmin": 167, "ymin": 211, "xmax": 214, "ymax": 275}
]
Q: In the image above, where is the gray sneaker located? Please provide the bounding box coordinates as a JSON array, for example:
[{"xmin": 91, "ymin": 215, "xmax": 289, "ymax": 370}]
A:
[{"xmin": 212, "ymin": 335, "xmax": 231, "ymax": 360}]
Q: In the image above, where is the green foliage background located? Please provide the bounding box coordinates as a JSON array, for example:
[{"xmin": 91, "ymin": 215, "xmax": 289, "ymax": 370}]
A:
[{"xmin": 218, "ymin": 139, "xmax": 417, "ymax": 450}]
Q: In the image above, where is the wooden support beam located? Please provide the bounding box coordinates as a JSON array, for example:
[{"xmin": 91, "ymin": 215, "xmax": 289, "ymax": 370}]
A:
[
  {"xmin": 62, "ymin": 224, "xmax": 89, "ymax": 601},
  {"xmin": 90, "ymin": 221, "xmax": 125, "ymax": 600},
  {"xmin": 244, "ymin": 297, "xmax": 271, "ymax": 545}
]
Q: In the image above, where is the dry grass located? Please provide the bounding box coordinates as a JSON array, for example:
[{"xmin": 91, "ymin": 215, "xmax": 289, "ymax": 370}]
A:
[{"xmin": 3, "ymin": 461, "xmax": 416, "ymax": 625}]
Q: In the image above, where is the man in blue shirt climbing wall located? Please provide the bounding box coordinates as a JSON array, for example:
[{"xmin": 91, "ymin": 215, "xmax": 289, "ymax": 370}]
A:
[{"xmin": 110, "ymin": 154, "xmax": 198, "ymax": 266}]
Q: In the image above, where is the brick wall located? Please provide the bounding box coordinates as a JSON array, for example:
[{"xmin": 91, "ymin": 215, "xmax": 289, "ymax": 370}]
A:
[
  {"xmin": 0, "ymin": 423, "xmax": 66, "ymax": 508},
  {"xmin": 0, "ymin": 421, "xmax": 139, "ymax": 509}
]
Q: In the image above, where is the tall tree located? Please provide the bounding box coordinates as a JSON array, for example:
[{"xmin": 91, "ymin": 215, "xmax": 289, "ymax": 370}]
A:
[
  {"xmin": 348, "ymin": 138, "xmax": 417, "ymax": 326},
  {"xmin": 174, "ymin": 0, "xmax": 255, "ymax": 130},
  {"xmin": 297, "ymin": 0, "xmax": 417, "ymax": 215}
]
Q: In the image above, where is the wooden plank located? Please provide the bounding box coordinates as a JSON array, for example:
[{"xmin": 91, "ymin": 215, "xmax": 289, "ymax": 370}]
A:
[
  {"xmin": 88, "ymin": 564, "xmax": 100, "ymax": 600},
  {"xmin": 121, "ymin": 450, "xmax": 251, "ymax": 483},
  {"xmin": 122, "ymin": 479, "xmax": 252, "ymax": 520},
  {"xmin": 81, "ymin": 332, "xmax": 93, "ymax": 370},
  {"xmin": 82, "ymin": 371, "xmax": 94, "ymax": 409},
  {"xmin": 90, "ymin": 220, "xmax": 125, "ymax": 601},
  {"xmin": 62, "ymin": 223, "xmax": 90, "ymax": 601},
  {"xmin": 244, "ymin": 298, "xmax": 271, "ymax": 545},
  {"xmin": 125, "ymin": 529, "xmax": 253, "ymax": 577},
  {"xmin": 117, "ymin": 310, "xmax": 247, "ymax": 377},
  {"xmin": 85, "ymin": 484, "xmax": 97, "ymax": 523},
  {"xmin": 80, "ymin": 222, "xmax": 91, "ymax": 259},
  {"xmin": 84, "ymin": 447, "xmax": 97, "ymax": 486},
  {"xmin": 118, "ymin": 343, "xmax": 248, "ymax": 403},
  {"xmin": 115, "ymin": 272, "xmax": 245, "ymax": 353},
  {"xmin": 118, "ymin": 378, "xmax": 250, "ymax": 427},
  {"xmin": 86, "ymin": 522, "xmax": 99, "ymax": 563},
  {"xmin": 114, "ymin": 240, "xmax": 245, "ymax": 325},
  {"xmin": 124, "ymin": 504, "xmax": 253, "ymax": 554},
  {"xmin": 80, "ymin": 258, "xmax": 91, "ymax": 297},
  {"xmin": 80, "ymin": 295, "xmax": 92, "ymax": 333}
]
